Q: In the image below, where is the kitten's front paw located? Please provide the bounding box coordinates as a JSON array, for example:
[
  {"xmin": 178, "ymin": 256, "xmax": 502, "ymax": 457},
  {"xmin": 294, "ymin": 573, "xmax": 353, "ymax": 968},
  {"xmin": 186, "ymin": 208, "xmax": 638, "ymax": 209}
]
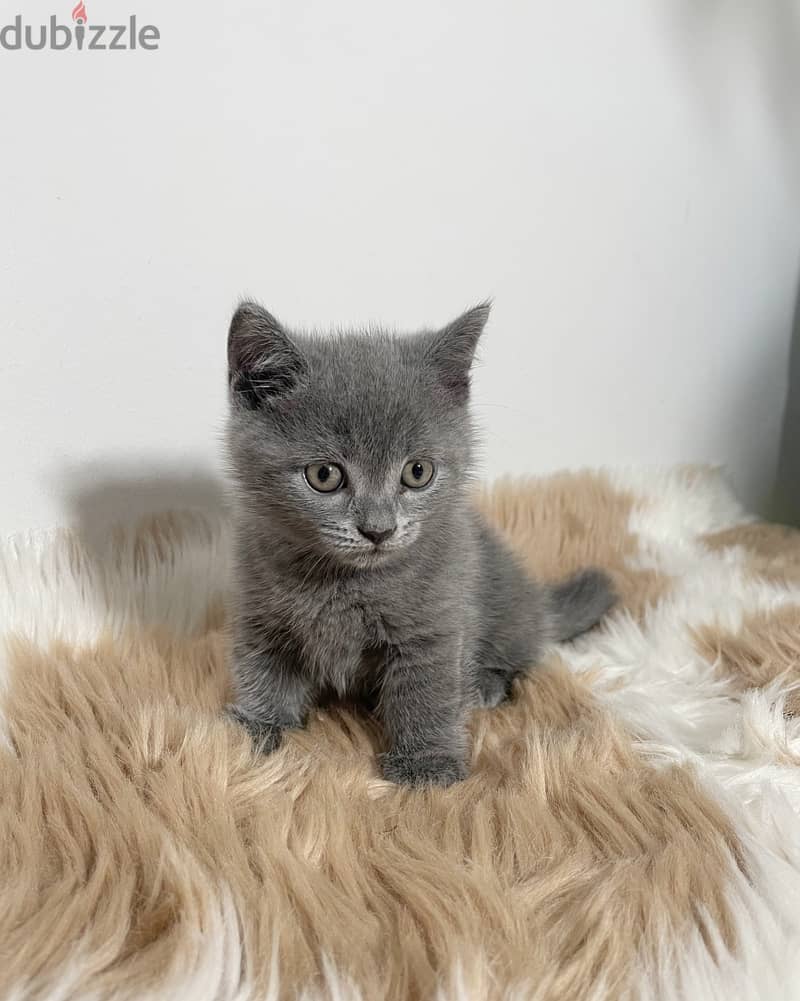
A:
[
  {"xmin": 381, "ymin": 750, "xmax": 469, "ymax": 788},
  {"xmin": 225, "ymin": 704, "xmax": 284, "ymax": 755}
]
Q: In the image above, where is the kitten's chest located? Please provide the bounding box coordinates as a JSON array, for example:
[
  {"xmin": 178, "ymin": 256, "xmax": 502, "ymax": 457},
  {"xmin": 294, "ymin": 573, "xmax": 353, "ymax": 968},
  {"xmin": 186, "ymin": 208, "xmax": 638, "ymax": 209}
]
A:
[{"xmin": 287, "ymin": 577, "xmax": 390, "ymax": 691}]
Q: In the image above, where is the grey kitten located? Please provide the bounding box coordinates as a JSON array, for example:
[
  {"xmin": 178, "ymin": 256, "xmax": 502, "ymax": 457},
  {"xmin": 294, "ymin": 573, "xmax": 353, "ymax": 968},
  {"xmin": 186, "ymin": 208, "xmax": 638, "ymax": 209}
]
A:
[{"xmin": 225, "ymin": 301, "xmax": 615, "ymax": 786}]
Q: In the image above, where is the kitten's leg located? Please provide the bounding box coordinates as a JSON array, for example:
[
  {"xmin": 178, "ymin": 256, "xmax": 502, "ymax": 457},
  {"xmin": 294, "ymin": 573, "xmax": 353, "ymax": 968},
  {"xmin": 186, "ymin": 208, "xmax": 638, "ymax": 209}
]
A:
[
  {"xmin": 475, "ymin": 667, "xmax": 514, "ymax": 709},
  {"xmin": 226, "ymin": 645, "xmax": 312, "ymax": 755},
  {"xmin": 379, "ymin": 637, "xmax": 469, "ymax": 787}
]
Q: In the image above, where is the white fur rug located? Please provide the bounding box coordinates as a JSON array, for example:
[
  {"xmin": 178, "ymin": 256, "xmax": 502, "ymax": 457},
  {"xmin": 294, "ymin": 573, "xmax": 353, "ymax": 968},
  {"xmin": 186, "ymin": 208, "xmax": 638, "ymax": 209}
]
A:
[{"xmin": 1, "ymin": 467, "xmax": 799, "ymax": 1001}]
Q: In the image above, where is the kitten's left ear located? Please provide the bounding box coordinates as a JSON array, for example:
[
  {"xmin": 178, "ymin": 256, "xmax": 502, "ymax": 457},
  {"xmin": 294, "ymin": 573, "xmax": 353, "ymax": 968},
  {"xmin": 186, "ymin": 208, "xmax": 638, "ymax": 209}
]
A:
[
  {"xmin": 227, "ymin": 301, "xmax": 307, "ymax": 409},
  {"xmin": 426, "ymin": 302, "xmax": 491, "ymax": 403}
]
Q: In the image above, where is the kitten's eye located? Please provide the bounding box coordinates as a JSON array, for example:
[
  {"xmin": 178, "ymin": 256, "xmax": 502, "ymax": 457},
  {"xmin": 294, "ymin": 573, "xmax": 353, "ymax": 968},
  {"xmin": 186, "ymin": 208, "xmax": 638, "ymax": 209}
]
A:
[
  {"xmin": 305, "ymin": 463, "xmax": 345, "ymax": 493},
  {"xmin": 401, "ymin": 459, "xmax": 435, "ymax": 489}
]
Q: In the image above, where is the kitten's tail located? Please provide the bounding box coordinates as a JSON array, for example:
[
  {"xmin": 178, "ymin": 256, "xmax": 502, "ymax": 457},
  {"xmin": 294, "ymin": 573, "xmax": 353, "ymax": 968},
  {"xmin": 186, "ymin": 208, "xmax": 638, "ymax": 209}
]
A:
[{"xmin": 549, "ymin": 568, "xmax": 616, "ymax": 643}]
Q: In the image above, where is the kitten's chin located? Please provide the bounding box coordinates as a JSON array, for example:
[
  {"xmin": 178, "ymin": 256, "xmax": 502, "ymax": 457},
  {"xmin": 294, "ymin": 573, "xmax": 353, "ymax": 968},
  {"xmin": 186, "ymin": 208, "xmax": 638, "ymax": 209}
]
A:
[{"xmin": 335, "ymin": 544, "xmax": 405, "ymax": 569}]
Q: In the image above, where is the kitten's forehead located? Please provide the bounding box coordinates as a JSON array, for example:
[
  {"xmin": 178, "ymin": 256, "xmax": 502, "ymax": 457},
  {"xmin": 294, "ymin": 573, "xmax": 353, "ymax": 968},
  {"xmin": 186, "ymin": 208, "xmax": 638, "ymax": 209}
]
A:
[
  {"xmin": 291, "ymin": 331, "xmax": 442, "ymax": 454},
  {"xmin": 303, "ymin": 330, "xmax": 422, "ymax": 388}
]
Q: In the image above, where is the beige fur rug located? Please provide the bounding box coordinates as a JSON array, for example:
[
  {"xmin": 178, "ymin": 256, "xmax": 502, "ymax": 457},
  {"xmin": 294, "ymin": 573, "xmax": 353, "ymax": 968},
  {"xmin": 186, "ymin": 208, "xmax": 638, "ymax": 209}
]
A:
[{"xmin": 2, "ymin": 468, "xmax": 800, "ymax": 1001}]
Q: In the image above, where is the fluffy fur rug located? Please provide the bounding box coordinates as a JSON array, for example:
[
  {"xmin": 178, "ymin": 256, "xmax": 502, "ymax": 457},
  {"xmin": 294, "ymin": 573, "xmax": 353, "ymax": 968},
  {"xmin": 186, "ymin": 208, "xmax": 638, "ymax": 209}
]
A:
[{"xmin": 2, "ymin": 467, "xmax": 800, "ymax": 1001}]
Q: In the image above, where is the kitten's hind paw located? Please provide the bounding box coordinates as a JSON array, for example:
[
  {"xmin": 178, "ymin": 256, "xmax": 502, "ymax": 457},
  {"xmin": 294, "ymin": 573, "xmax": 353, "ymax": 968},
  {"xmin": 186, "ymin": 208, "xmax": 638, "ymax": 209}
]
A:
[
  {"xmin": 475, "ymin": 669, "xmax": 514, "ymax": 709},
  {"xmin": 381, "ymin": 750, "xmax": 469, "ymax": 787},
  {"xmin": 225, "ymin": 704, "xmax": 284, "ymax": 755}
]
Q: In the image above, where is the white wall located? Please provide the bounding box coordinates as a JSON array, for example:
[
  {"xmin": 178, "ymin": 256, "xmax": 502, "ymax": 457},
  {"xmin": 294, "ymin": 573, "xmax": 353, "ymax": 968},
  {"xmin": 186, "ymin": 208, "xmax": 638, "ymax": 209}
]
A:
[{"xmin": 1, "ymin": 0, "xmax": 799, "ymax": 535}]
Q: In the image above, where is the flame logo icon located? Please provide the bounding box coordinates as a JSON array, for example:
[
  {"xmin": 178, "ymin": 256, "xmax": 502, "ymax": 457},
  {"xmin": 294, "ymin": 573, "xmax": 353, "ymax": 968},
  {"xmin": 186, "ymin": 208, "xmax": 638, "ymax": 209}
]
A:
[{"xmin": 71, "ymin": 1, "xmax": 88, "ymax": 23}]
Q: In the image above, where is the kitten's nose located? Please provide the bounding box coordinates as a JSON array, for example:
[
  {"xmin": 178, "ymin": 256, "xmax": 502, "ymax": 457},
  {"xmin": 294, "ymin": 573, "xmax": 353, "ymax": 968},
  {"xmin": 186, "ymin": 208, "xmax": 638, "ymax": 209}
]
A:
[{"xmin": 357, "ymin": 525, "xmax": 396, "ymax": 546}]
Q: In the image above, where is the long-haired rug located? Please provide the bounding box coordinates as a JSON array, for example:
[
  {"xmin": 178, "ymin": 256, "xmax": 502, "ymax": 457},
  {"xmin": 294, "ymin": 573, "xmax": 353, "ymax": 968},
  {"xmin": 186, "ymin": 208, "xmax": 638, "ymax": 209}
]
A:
[{"xmin": 2, "ymin": 467, "xmax": 800, "ymax": 1001}]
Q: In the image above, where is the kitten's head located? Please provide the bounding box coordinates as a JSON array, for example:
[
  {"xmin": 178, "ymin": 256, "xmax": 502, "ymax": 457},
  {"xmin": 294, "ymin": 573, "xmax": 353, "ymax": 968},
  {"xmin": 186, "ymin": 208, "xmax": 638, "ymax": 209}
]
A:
[{"xmin": 226, "ymin": 301, "xmax": 489, "ymax": 567}]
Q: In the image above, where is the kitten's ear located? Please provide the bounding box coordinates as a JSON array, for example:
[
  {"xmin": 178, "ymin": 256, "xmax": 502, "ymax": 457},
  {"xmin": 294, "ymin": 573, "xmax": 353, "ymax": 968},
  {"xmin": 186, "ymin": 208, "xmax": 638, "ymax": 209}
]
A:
[
  {"xmin": 426, "ymin": 302, "xmax": 491, "ymax": 403},
  {"xmin": 227, "ymin": 301, "xmax": 307, "ymax": 409}
]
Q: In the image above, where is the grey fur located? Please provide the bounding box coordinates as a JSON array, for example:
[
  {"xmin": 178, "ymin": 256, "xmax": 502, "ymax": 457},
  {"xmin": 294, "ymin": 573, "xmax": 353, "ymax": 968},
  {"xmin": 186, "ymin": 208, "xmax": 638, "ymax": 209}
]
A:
[{"xmin": 224, "ymin": 301, "xmax": 615, "ymax": 786}]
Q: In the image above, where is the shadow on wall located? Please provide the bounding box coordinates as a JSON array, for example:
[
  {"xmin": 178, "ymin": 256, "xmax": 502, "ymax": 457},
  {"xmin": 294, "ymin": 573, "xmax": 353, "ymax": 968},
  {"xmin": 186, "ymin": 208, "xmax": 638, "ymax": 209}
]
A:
[
  {"xmin": 773, "ymin": 287, "xmax": 800, "ymax": 526},
  {"xmin": 665, "ymin": 2, "xmax": 800, "ymax": 520},
  {"xmin": 53, "ymin": 459, "xmax": 230, "ymax": 548},
  {"xmin": 45, "ymin": 460, "xmax": 232, "ymax": 631}
]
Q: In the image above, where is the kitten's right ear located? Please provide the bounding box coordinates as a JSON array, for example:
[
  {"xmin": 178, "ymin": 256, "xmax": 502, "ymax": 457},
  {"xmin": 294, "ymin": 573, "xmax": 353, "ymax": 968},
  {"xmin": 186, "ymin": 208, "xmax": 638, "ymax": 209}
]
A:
[
  {"xmin": 425, "ymin": 302, "xmax": 491, "ymax": 403},
  {"xmin": 227, "ymin": 301, "xmax": 307, "ymax": 409}
]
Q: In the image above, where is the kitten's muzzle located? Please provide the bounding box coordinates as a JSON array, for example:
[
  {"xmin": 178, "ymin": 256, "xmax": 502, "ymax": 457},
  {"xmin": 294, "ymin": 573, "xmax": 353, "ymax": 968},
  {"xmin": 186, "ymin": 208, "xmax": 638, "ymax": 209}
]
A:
[{"xmin": 356, "ymin": 525, "xmax": 397, "ymax": 546}]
